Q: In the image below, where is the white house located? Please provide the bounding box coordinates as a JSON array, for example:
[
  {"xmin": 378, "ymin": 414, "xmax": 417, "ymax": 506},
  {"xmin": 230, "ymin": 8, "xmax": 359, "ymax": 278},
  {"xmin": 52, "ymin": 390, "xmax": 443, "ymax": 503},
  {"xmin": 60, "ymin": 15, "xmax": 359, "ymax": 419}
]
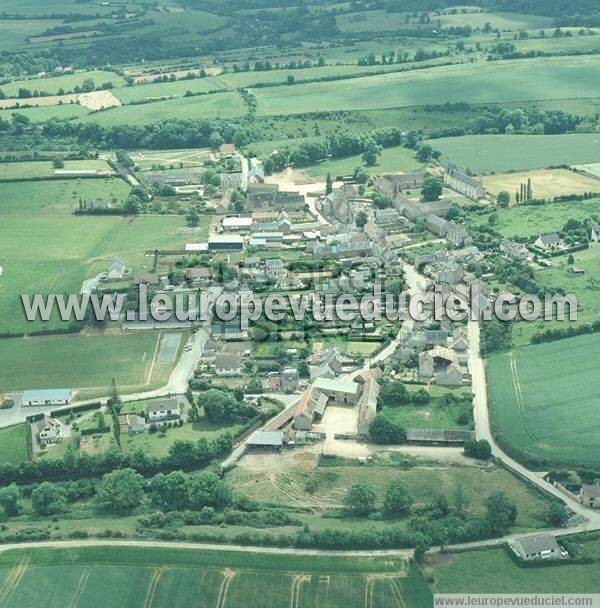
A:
[
  {"xmin": 22, "ymin": 389, "xmax": 72, "ymax": 406},
  {"xmin": 146, "ymin": 398, "xmax": 181, "ymax": 422},
  {"xmin": 215, "ymin": 352, "xmax": 242, "ymax": 376}
]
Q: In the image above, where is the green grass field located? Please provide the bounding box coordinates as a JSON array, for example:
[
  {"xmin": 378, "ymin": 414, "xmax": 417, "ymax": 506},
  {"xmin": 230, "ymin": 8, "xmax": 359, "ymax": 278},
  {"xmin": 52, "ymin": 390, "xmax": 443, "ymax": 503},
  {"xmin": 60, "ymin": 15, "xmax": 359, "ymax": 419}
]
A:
[
  {"xmin": 0, "ymin": 159, "xmax": 112, "ymax": 180},
  {"xmin": 487, "ymin": 333, "xmax": 600, "ymax": 466},
  {"xmin": 304, "ymin": 144, "xmax": 423, "ymax": 177},
  {"xmin": 429, "ymin": 545, "xmax": 600, "ymax": 593},
  {"xmin": 0, "ymin": 178, "xmax": 209, "ymax": 333},
  {"xmin": 335, "ymin": 9, "xmax": 553, "ymax": 33},
  {"xmin": 78, "ymin": 90, "xmax": 246, "ymax": 124},
  {"xmin": 468, "ymin": 197, "xmax": 600, "ymax": 239},
  {"xmin": 0, "ymin": 331, "xmax": 168, "ymax": 393},
  {"xmin": 0, "ymin": 103, "xmax": 88, "ymax": 122},
  {"xmin": 253, "ymin": 56, "xmax": 600, "ymax": 116},
  {"xmin": 425, "ymin": 134, "xmax": 600, "ymax": 174},
  {"xmin": 0, "ymin": 70, "xmax": 125, "ymax": 97},
  {"xmin": 0, "ymin": 423, "xmax": 28, "ymax": 464},
  {"xmin": 0, "ymin": 546, "xmax": 431, "ymax": 608}
]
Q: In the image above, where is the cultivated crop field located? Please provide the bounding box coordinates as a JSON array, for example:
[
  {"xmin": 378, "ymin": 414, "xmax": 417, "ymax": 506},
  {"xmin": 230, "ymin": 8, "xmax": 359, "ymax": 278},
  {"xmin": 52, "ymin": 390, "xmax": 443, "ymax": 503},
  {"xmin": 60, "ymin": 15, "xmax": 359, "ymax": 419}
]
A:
[
  {"xmin": 0, "ymin": 546, "xmax": 432, "ymax": 608},
  {"xmin": 487, "ymin": 333, "xmax": 600, "ymax": 465},
  {"xmin": 253, "ymin": 57, "xmax": 600, "ymax": 116},
  {"xmin": 426, "ymin": 134, "xmax": 600, "ymax": 174},
  {"xmin": 483, "ymin": 169, "xmax": 600, "ymax": 200}
]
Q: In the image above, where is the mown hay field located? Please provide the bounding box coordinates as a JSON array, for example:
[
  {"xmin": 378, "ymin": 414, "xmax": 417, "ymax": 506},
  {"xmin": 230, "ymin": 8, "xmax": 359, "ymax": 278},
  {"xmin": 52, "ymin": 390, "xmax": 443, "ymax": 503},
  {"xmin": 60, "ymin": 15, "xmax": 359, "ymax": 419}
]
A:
[
  {"xmin": 487, "ymin": 333, "xmax": 600, "ymax": 465},
  {"xmin": 483, "ymin": 169, "xmax": 600, "ymax": 200},
  {"xmin": 0, "ymin": 546, "xmax": 432, "ymax": 608}
]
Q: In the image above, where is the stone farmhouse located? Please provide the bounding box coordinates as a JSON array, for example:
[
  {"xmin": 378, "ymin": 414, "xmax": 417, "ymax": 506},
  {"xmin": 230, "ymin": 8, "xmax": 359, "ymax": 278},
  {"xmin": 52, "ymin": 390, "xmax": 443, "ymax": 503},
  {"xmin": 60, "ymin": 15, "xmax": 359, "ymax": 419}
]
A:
[
  {"xmin": 418, "ymin": 345, "xmax": 468, "ymax": 386},
  {"xmin": 444, "ymin": 163, "xmax": 485, "ymax": 200},
  {"xmin": 580, "ymin": 484, "xmax": 600, "ymax": 508},
  {"xmin": 373, "ymin": 172, "xmax": 424, "ymax": 199}
]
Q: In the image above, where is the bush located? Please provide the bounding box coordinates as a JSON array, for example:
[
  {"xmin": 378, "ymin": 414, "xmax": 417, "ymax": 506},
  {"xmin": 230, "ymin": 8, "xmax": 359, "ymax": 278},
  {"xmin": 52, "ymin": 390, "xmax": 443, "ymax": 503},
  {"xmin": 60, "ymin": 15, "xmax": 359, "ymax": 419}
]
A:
[{"xmin": 31, "ymin": 482, "xmax": 67, "ymax": 515}]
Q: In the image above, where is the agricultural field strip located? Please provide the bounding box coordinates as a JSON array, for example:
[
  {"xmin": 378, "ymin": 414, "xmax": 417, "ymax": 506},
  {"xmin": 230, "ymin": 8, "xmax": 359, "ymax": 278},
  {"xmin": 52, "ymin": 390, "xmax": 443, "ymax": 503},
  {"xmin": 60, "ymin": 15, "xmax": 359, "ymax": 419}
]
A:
[{"xmin": 487, "ymin": 333, "xmax": 600, "ymax": 462}]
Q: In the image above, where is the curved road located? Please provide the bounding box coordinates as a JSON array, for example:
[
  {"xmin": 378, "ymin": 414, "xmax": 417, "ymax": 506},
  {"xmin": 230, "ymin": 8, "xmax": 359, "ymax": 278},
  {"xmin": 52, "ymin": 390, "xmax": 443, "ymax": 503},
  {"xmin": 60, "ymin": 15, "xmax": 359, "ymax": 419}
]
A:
[{"xmin": 468, "ymin": 319, "xmax": 600, "ymax": 528}]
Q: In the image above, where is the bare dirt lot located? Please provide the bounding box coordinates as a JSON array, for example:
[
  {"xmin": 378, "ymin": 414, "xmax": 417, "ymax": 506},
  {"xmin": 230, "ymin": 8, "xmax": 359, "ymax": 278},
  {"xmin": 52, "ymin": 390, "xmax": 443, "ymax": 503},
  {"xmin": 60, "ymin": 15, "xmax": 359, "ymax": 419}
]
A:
[{"xmin": 484, "ymin": 168, "xmax": 600, "ymax": 200}]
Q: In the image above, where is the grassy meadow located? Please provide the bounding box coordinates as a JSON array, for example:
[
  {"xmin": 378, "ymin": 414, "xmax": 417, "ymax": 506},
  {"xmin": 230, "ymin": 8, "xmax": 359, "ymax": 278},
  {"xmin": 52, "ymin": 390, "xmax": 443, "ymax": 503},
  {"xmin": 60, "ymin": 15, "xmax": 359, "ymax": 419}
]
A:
[
  {"xmin": 487, "ymin": 333, "xmax": 600, "ymax": 466},
  {"xmin": 0, "ymin": 159, "xmax": 112, "ymax": 180},
  {"xmin": 0, "ymin": 176, "xmax": 209, "ymax": 333},
  {"xmin": 0, "ymin": 70, "xmax": 125, "ymax": 98},
  {"xmin": 468, "ymin": 197, "xmax": 600, "ymax": 239},
  {"xmin": 229, "ymin": 460, "xmax": 552, "ymax": 533},
  {"xmin": 428, "ymin": 545, "xmax": 600, "ymax": 594},
  {"xmin": 0, "ymin": 423, "xmax": 28, "ymax": 465},
  {"xmin": 304, "ymin": 144, "xmax": 423, "ymax": 177},
  {"xmin": 0, "ymin": 546, "xmax": 431, "ymax": 608},
  {"xmin": 0, "ymin": 331, "xmax": 169, "ymax": 394}
]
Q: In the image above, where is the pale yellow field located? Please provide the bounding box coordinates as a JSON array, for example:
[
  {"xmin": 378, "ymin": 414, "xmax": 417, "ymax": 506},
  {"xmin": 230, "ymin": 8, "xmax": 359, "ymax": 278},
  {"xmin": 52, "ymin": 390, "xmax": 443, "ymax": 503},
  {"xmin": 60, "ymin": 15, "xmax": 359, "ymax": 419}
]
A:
[{"xmin": 483, "ymin": 168, "xmax": 600, "ymax": 200}]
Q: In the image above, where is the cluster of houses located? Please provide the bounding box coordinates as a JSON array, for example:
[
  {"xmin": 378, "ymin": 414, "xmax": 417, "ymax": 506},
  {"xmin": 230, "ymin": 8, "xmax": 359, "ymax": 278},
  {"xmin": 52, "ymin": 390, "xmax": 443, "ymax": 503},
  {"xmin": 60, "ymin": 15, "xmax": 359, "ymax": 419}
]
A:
[
  {"xmin": 32, "ymin": 398, "xmax": 184, "ymax": 448},
  {"xmin": 394, "ymin": 325, "xmax": 470, "ymax": 386}
]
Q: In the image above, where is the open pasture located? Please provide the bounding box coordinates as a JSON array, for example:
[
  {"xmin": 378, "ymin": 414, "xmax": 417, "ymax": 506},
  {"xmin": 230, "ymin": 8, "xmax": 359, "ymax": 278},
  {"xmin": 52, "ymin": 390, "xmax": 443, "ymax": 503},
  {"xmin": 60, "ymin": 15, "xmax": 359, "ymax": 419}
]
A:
[
  {"xmin": 0, "ymin": 159, "xmax": 112, "ymax": 180},
  {"xmin": 304, "ymin": 144, "xmax": 422, "ymax": 177},
  {"xmin": 0, "ymin": 546, "xmax": 431, "ymax": 608},
  {"xmin": 487, "ymin": 333, "xmax": 600, "ymax": 465},
  {"xmin": 0, "ymin": 178, "xmax": 208, "ymax": 333},
  {"xmin": 0, "ymin": 103, "xmax": 88, "ymax": 122},
  {"xmin": 0, "ymin": 331, "xmax": 168, "ymax": 394},
  {"xmin": 427, "ymin": 133, "xmax": 600, "ymax": 174},
  {"xmin": 483, "ymin": 169, "xmax": 600, "ymax": 200},
  {"xmin": 0, "ymin": 70, "xmax": 125, "ymax": 98},
  {"xmin": 253, "ymin": 56, "xmax": 600, "ymax": 116},
  {"xmin": 429, "ymin": 545, "xmax": 600, "ymax": 594},
  {"xmin": 78, "ymin": 90, "xmax": 246, "ymax": 124},
  {"xmin": 468, "ymin": 196, "xmax": 600, "ymax": 239}
]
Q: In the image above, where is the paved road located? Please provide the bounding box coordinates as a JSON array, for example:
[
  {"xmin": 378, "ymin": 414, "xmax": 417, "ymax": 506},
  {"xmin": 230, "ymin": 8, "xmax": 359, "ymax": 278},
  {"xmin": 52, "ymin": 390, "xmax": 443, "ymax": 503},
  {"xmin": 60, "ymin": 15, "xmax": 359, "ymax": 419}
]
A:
[{"xmin": 467, "ymin": 319, "xmax": 600, "ymax": 528}]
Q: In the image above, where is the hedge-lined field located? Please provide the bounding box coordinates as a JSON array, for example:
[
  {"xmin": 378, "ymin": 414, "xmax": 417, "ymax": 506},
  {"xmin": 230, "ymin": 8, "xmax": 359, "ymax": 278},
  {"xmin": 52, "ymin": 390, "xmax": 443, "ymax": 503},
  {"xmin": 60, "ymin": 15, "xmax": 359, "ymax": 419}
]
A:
[{"xmin": 253, "ymin": 56, "xmax": 600, "ymax": 116}]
